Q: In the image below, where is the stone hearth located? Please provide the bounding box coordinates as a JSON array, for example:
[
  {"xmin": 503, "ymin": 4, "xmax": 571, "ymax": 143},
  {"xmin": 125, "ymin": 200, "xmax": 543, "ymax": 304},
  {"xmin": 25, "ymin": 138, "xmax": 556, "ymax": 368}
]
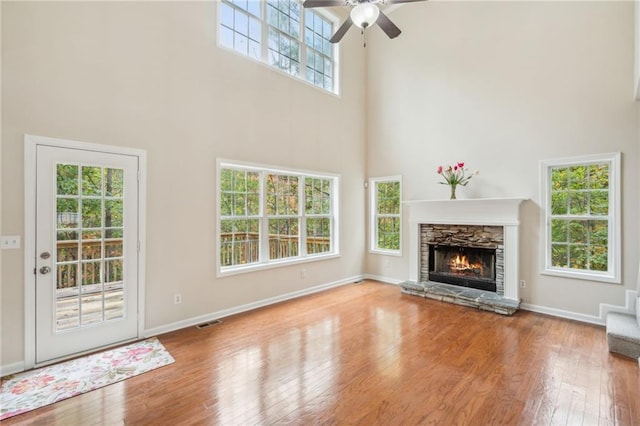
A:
[{"xmin": 400, "ymin": 281, "xmax": 519, "ymax": 315}]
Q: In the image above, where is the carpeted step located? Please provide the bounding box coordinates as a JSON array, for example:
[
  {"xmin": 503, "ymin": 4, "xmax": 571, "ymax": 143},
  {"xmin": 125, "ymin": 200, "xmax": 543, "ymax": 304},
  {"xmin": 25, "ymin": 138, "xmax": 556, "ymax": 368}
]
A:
[{"xmin": 606, "ymin": 311, "xmax": 640, "ymax": 359}]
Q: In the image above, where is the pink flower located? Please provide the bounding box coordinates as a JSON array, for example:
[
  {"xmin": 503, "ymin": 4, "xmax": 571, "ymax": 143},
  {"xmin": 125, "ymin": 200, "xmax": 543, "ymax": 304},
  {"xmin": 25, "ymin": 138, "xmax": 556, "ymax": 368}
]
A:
[
  {"xmin": 127, "ymin": 347, "xmax": 153, "ymax": 361},
  {"xmin": 128, "ymin": 347, "xmax": 152, "ymax": 356},
  {"xmin": 52, "ymin": 380, "xmax": 82, "ymax": 393},
  {"xmin": 436, "ymin": 161, "xmax": 477, "ymax": 188},
  {"xmin": 11, "ymin": 375, "xmax": 55, "ymax": 394}
]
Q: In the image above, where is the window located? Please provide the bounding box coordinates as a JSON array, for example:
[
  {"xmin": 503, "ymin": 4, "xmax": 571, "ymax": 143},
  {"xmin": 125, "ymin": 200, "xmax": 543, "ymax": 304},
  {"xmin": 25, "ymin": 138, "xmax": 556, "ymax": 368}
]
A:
[
  {"xmin": 218, "ymin": 161, "xmax": 339, "ymax": 275},
  {"xmin": 370, "ymin": 176, "xmax": 402, "ymax": 255},
  {"xmin": 219, "ymin": 169, "xmax": 261, "ymax": 267},
  {"xmin": 218, "ymin": 0, "xmax": 338, "ymax": 93},
  {"xmin": 540, "ymin": 153, "xmax": 620, "ymax": 283}
]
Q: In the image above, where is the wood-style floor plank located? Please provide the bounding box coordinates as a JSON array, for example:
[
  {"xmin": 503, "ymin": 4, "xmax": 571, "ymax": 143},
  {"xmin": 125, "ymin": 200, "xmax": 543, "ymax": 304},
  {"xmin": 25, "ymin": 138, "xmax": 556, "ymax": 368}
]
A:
[{"xmin": 3, "ymin": 281, "xmax": 639, "ymax": 425}]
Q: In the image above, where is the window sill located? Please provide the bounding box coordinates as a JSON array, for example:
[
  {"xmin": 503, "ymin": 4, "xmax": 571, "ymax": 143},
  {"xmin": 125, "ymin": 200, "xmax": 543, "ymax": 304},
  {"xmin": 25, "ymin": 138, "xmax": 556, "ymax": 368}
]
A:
[
  {"xmin": 369, "ymin": 249, "xmax": 402, "ymax": 257},
  {"xmin": 541, "ymin": 268, "xmax": 620, "ymax": 284},
  {"xmin": 218, "ymin": 252, "xmax": 341, "ymax": 278}
]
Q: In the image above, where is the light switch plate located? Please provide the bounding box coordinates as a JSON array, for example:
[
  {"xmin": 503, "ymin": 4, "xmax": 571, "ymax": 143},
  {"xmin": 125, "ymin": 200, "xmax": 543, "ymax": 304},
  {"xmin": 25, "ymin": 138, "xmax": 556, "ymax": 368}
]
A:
[{"xmin": 0, "ymin": 236, "xmax": 21, "ymax": 249}]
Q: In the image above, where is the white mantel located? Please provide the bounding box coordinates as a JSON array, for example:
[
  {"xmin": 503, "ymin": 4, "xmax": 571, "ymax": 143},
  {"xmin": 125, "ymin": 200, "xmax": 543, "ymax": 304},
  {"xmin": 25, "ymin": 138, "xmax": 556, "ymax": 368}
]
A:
[{"xmin": 404, "ymin": 198, "xmax": 527, "ymax": 301}]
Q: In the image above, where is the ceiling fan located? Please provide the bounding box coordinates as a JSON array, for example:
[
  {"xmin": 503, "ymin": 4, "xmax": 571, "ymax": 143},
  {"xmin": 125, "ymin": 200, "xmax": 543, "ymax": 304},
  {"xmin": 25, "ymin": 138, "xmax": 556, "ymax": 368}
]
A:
[{"xmin": 302, "ymin": 0, "xmax": 428, "ymax": 43}]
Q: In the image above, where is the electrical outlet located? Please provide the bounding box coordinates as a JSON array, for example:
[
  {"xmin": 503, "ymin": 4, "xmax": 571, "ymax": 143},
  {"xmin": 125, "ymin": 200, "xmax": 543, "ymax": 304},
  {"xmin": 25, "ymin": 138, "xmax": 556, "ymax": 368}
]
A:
[
  {"xmin": 519, "ymin": 280, "xmax": 526, "ymax": 288},
  {"xmin": 174, "ymin": 293, "xmax": 182, "ymax": 304},
  {"xmin": 0, "ymin": 236, "xmax": 21, "ymax": 249},
  {"xmin": 300, "ymin": 269, "xmax": 307, "ymax": 279}
]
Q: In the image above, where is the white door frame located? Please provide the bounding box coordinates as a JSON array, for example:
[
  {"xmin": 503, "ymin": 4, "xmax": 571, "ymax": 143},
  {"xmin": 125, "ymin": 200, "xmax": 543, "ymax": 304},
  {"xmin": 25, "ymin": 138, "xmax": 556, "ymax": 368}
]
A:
[{"xmin": 24, "ymin": 134, "xmax": 147, "ymax": 369}]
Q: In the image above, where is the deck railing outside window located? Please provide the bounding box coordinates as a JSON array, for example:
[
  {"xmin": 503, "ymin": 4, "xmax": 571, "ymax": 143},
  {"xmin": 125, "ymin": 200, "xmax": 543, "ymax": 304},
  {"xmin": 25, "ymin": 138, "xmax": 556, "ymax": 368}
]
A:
[{"xmin": 220, "ymin": 233, "xmax": 330, "ymax": 266}]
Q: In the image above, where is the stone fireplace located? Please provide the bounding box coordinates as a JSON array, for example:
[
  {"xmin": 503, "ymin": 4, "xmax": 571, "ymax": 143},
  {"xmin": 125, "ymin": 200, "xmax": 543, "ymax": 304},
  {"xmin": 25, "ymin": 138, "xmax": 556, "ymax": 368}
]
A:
[
  {"xmin": 421, "ymin": 224, "xmax": 503, "ymax": 294},
  {"xmin": 401, "ymin": 198, "xmax": 526, "ymax": 315}
]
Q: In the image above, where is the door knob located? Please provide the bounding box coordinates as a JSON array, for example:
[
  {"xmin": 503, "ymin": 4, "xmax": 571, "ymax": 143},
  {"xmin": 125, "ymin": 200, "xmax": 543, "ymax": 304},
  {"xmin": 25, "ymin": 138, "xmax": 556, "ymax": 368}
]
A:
[{"xmin": 39, "ymin": 266, "xmax": 51, "ymax": 275}]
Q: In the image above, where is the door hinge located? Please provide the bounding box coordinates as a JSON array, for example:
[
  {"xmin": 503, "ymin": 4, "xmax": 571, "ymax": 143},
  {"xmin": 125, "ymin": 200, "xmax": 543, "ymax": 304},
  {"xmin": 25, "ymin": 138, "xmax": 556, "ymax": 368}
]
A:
[
  {"xmin": 137, "ymin": 241, "xmax": 141, "ymax": 252},
  {"xmin": 137, "ymin": 171, "xmax": 141, "ymax": 181},
  {"xmin": 34, "ymin": 268, "xmax": 37, "ymax": 275}
]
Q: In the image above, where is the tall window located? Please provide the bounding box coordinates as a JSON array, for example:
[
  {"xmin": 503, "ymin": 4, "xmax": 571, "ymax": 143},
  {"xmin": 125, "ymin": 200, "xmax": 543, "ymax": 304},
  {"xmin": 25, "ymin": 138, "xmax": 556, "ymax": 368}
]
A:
[
  {"xmin": 266, "ymin": 174, "xmax": 299, "ymax": 259},
  {"xmin": 370, "ymin": 176, "xmax": 402, "ymax": 255},
  {"xmin": 218, "ymin": 161, "xmax": 339, "ymax": 275},
  {"xmin": 540, "ymin": 153, "xmax": 620, "ymax": 283},
  {"xmin": 219, "ymin": 0, "xmax": 338, "ymax": 93},
  {"xmin": 305, "ymin": 177, "xmax": 332, "ymax": 255},
  {"xmin": 220, "ymin": 169, "xmax": 261, "ymax": 267}
]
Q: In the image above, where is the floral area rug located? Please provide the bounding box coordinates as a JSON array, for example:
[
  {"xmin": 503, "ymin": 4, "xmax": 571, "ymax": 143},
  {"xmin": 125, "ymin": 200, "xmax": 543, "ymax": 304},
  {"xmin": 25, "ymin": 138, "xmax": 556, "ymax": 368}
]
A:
[{"xmin": 0, "ymin": 337, "xmax": 175, "ymax": 420}]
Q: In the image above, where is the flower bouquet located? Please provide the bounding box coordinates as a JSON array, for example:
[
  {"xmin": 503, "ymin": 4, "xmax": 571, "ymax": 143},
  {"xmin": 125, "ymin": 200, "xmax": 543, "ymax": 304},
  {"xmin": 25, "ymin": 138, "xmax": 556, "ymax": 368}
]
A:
[{"xmin": 437, "ymin": 162, "xmax": 477, "ymax": 199}]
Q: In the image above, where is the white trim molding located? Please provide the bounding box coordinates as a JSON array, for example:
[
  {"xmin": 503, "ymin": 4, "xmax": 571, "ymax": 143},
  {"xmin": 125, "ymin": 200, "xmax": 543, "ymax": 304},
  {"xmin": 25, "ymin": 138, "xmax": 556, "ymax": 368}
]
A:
[
  {"xmin": 522, "ymin": 288, "xmax": 637, "ymax": 326},
  {"xmin": 23, "ymin": 134, "xmax": 147, "ymax": 370},
  {"xmin": 362, "ymin": 273, "xmax": 404, "ymax": 285},
  {"xmin": 369, "ymin": 175, "xmax": 402, "ymax": 256},
  {"xmin": 0, "ymin": 361, "xmax": 26, "ymax": 377},
  {"xmin": 539, "ymin": 152, "xmax": 621, "ymax": 284},
  {"xmin": 216, "ymin": 159, "xmax": 341, "ymax": 278}
]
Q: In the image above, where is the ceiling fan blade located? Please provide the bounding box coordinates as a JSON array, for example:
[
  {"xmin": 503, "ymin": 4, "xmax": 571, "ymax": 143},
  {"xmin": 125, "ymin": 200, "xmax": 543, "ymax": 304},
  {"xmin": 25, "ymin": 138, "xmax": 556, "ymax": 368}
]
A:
[
  {"xmin": 330, "ymin": 17, "xmax": 353, "ymax": 43},
  {"xmin": 385, "ymin": 0, "xmax": 428, "ymax": 3},
  {"xmin": 303, "ymin": 0, "xmax": 348, "ymax": 8},
  {"xmin": 376, "ymin": 11, "xmax": 401, "ymax": 39}
]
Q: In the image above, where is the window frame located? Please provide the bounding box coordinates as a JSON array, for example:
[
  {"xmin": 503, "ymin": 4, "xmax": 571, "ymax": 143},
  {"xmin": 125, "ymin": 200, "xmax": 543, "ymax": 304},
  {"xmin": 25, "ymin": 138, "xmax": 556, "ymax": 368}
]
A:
[
  {"xmin": 369, "ymin": 176, "xmax": 402, "ymax": 256},
  {"xmin": 539, "ymin": 152, "xmax": 621, "ymax": 284},
  {"xmin": 217, "ymin": 159, "xmax": 340, "ymax": 277},
  {"xmin": 217, "ymin": 0, "xmax": 340, "ymax": 95}
]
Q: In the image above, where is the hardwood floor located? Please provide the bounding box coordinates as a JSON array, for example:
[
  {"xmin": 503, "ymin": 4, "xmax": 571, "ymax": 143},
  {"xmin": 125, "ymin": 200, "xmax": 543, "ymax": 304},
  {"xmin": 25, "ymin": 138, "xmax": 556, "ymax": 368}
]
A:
[{"xmin": 4, "ymin": 280, "xmax": 639, "ymax": 425}]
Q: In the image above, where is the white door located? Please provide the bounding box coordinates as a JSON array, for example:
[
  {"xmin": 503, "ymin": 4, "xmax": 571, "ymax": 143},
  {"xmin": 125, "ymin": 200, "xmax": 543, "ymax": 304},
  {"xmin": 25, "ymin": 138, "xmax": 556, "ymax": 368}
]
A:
[{"xmin": 35, "ymin": 144, "xmax": 140, "ymax": 364}]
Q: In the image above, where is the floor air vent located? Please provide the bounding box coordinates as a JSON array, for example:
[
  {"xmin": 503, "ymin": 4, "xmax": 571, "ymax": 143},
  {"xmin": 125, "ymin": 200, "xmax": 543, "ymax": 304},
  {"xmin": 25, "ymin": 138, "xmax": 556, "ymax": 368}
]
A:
[{"xmin": 196, "ymin": 319, "xmax": 222, "ymax": 329}]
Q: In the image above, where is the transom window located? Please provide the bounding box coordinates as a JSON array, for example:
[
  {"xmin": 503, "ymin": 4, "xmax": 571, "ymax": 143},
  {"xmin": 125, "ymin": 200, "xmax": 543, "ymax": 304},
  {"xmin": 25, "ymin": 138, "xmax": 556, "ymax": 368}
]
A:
[
  {"xmin": 218, "ymin": 161, "xmax": 339, "ymax": 276},
  {"xmin": 219, "ymin": 0, "xmax": 338, "ymax": 93},
  {"xmin": 540, "ymin": 153, "xmax": 620, "ymax": 283},
  {"xmin": 370, "ymin": 176, "xmax": 402, "ymax": 255}
]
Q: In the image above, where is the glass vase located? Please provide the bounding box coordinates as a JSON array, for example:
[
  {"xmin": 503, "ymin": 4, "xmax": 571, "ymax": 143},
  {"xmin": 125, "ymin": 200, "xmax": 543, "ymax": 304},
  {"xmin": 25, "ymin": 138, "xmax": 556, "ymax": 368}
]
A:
[{"xmin": 450, "ymin": 184, "xmax": 457, "ymax": 200}]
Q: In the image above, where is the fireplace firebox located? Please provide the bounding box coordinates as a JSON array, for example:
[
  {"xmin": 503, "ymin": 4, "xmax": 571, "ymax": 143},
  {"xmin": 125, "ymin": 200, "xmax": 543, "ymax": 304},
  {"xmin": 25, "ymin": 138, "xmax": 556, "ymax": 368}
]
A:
[{"xmin": 428, "ymin": 245, "xmax": 497, "ymax": 292}]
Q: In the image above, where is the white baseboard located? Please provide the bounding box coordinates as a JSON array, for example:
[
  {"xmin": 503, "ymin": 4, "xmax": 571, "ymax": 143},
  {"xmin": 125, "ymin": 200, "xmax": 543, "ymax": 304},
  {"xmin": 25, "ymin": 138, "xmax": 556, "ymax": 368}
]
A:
[
  {"xmin": 520, "ymin": 303, "xmax": 604, "ymax": 326},
  {"xmin": 1, "ymin": 361, "xmax": 25, "ymax": 377},
  {"xmin": 143, "ymin": 275, "xmax": 363, "ymax": 338},
  {"xmin": 362, "ymin": 274, "xmax": 404, "ymax": 285},
  {"xmin": 599, "ymin": 289, "xmax": 638, "ymax": 319},
  {"xmin": 521, "ymin": 290, "xmax": 637, "ymax": 326}
]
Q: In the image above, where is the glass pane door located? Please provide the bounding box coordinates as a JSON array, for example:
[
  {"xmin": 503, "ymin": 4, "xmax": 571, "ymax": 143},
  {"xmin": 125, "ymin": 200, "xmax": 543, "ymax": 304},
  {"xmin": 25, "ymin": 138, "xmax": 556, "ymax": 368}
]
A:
[{"xmin": 55, "ymin": 164, "xmax": 126, "ymax": 331}]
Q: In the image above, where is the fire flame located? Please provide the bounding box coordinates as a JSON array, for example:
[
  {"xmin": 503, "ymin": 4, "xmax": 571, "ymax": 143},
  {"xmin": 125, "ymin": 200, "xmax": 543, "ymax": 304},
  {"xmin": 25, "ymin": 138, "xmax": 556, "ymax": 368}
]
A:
[{"xmin": 449, "ymin": 254, "xmax": 484, "ymax": 274}]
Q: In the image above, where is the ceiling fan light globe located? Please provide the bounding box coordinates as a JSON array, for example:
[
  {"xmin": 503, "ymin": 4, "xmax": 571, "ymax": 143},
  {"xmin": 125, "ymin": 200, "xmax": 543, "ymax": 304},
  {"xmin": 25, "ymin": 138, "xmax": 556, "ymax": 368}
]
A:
[{"xmin": 350, "ymin": 3, "xmax": 380, "ymax": 30}]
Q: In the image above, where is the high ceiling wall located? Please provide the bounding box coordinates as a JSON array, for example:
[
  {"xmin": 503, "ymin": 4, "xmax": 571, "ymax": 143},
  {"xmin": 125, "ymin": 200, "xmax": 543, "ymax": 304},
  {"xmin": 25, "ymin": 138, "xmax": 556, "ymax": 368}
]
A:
[
  {"xmin": 0, "ymin": 1, "xmax": 367, "ymax": 369},
  {"xmin": 365, "ymin": 0, "xmax": 639, "ymax": 317}
]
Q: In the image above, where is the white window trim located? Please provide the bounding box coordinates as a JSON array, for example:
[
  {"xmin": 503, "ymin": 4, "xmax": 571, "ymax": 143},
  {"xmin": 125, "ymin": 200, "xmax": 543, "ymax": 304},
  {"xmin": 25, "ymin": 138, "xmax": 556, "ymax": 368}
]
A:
[
  {"xmin": 217, "ymin": 159, "xmax": 340, "ymax": 277},
  {"xmin": 216, "ymin": 0, "xmax": 341, "ymax": 96},
  {"xmin": 539, "ymin": 152, "xmax": 621, "ymax": 284},
  {"xmin": 369, "ymin": 175, "xmax": 402, "ymax": 256}
]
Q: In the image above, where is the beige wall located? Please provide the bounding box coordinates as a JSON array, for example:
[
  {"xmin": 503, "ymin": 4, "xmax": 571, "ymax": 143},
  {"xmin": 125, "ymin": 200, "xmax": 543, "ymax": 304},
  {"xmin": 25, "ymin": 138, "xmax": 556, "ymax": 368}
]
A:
[
  {"xmin": 636, "ymin": 0, "xmax": 640, "ymax": 98},
  {"xmin": 365, "ymin": 1, "xmax": 639, "ymax": 316},
  {"xmin": 1, "ymin": 2, "xmax": 366, "ymax": 367},
  {"xmin": 3, "ymin": 0, "xmax": 639, "ymax": 370}
]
